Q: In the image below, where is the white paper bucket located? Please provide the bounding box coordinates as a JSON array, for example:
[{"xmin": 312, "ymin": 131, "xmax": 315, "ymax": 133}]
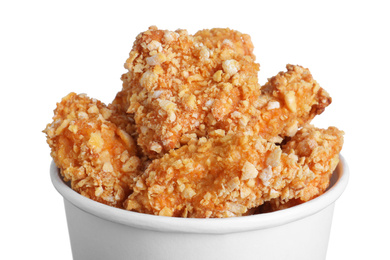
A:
[{"xmin": 51, "ymin": 155, "xmax": 349, "ymax": 260}]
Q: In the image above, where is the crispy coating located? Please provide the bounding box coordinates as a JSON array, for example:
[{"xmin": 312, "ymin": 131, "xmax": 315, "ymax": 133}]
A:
[
  {"xmin": 257, "ymin": 64, "xmax": 331, "ymax": 138},
  {"xmin": 206, "ymin": 64, "xmax": 332, "ymax": 144},
  {"xmin": 124, "ymin": 131, "xmax": 300, "ymax": 218},
  {"xmin": 124, "ymin": 125, "xmax": 343, "ymax": 218},
  {"xmin": 194, "ymin": 28, "xmax": 256, "ymax": 58},
  {"xmin": 113, "ymin": 26, "xmax": 260, "ymax": 157},
  {"xmin": 280, "ymin": 125, "xmax": 343, "ymax": 202},
  {"xmin": 45, "ymin": 27, "xmax": 343, "ymax": 217},
  {"xmin": 257, "ymin": 125, "xmax": 344, "ymax": 213},
  {"xmin": 44, "ymin": 93, "xmax": 141, "ymax": 208},
  {"xmin": 113, "ymin": 26, "xmax": 331, "ymax": 159},
  {"xmin": 226, "ymin": 64, "xmax": 332, "ymax": 140}
]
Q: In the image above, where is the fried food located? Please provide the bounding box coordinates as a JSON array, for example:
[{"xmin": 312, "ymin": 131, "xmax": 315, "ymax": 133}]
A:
[
  {"xmin": 113, "ymin": 26, "xmax": 260, "ymax": 157},
  {"xmin": 124, "ymin": 125, "xmax": 343, "ymax": 218},
  {"xmin": 44, "ymin": 93, "xmax": 141, "ymax": 208},
  {"xmin": 124, "ymin": 131, "xmax": 298, "ymax": 218},
  {"xmin": 279, "ymin": 125, "xmax": 343, "ymax": 201},
  {"xmin": 194, "ymin": 28, "xmax": 256, "ymax": 58},
  {"xmin": 45, "ymin": 26, "xmax": 344, "ymax": 217},
  {"xmin": 113, "ymin": 26, "xmax": 331, "ymax": 159},
  {"xmin": 250, "ymin": 64, "xmax": 331, "ymax": 138},
  {"xmin": 210, "ymin": 64, "xmax": 332, "ymax": 143},
  {"xmin": 258, "ymin": 125, "xmax": 344, "ymax": 213}
]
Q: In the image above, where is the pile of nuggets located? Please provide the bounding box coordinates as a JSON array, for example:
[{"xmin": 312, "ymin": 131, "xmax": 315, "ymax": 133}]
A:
[{"xmin": 44, "ymin": 26, "xmax": 344, "ymax": 218}]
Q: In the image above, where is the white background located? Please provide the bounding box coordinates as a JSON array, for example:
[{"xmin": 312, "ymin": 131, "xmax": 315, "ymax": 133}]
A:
[{"xmin": 1, "ymin": 0, "xmax": 389, "ymax": 259}]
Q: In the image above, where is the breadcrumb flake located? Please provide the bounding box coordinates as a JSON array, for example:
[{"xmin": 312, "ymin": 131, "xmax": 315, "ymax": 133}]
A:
[{"xmin": 241, "ymin": 161, "xmax": 258, "ymax": 180}]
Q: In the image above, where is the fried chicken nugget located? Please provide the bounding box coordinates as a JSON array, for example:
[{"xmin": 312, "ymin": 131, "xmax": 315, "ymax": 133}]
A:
[
  {"xmin": 113, "ymin": 27, "xmax": 331, "ymax": 159},
  {"xmin": 206, "ymin": 64, "xmax": 332, "ymax": 145},
  {"xmin": 256, "ymin": 64, "xmax": 332, "ymax": 139},
  {"xmin": 44, "ymin": 93, "xmax": 142, "ymax": 208},
  {"xmin": 113, "ymin": 26, "xmax": 261, "ymax": 157},
  {"xmin": 124, "ymin": 125, "xmax": 343, "ymax": 218},
  {"xmin": 279, "ymin": 125, "xmax": 344, "ymax": 201},
  {"xmin": 124, "ymin": 131, "xmax": 299, "ymax": 218},
  {"xmin": 213, "ymin": 63, "xmax": 332, "ymax": 140},
  {"xmin": 258, "ymin": 125, "xmax": 344, "ymax": 213}
]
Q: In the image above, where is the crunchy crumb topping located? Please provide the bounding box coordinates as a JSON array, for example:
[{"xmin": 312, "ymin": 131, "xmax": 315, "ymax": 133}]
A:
[
  {"xmin": 46, "ymin": 26, "xmax": 343, "ymax": 218},
  {"xmin": 124, "ymin": 125, "xmax": 343, "ymax": 218},
  {"xmin": 241, "ymin": 161, "xmax": 258, "ymax": 180},
  {"xmin": 114, "ymin": 33, "xmax": 331, "ymax": 158},
  {"xmin": 113, "ymin": 27, "xmax": 261, "ymax": 157},
  {"xmin": 222, "ymin": 59, "xmax": 241, "ymax": 75},
  {"xmin": 44, "ymin": 93, "xmax": 142, "ymax": 208}
]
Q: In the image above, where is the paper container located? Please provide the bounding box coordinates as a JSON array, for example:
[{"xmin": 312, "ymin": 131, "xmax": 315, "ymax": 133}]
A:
[{"xmin": 50, "ymin": 155, "xmax": 349, "ymax": 260}]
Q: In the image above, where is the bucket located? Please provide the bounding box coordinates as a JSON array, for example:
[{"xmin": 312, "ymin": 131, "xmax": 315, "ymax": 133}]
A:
[{"xmin": 50, "ymin": 155, "xmax": 349, "ymax": 260}]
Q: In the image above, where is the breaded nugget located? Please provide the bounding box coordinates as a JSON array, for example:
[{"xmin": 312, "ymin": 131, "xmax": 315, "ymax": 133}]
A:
[
  {"xmin": 44, "ymin": 26, "xmax": 343, "ymax": 218},
  {"xmin": 113, "ymin": 26, "xmax": 331, "ymax": 159},
  {"xmin": 258, "ymin": 125, "xmax": 344, "ymax": 213},
  {"xmin": 124, "ymin": 131, "xmax": 299, "ymax": 218},
  {"xmin": 258, "ymin": 64, "xmax": 331, "ymax": 138},
  {"xmin": 279, "ymin": 125, "xmax": 344, "ymax": 202},
  {"xmin": 44, "ymin": 93, "xmax": 141, "ymax": 208},
  {"xmin": 124, "ymin": 125, "xmax": 343, "ymax": 218},
  {"xmin": 215, "ymin": 64, "xmax": 332, "ymax": 142},
  {"xmin": 113, "ymin": 26, "xmax": 260, "ymax": 157}
]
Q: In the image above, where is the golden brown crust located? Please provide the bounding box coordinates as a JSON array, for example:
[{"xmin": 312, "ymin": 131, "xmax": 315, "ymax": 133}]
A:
[
  {"xmin": 258, "ymin": 125, "xmax": 344, "ymax": 214},
  {"xmin": 256, "ymin": 64, "xmax": 332, "ymax": 139},
  {"xmin": 194, "ymin": 28, "xmax": 256, "ymax": 58},
  {"xmin": 113, "ymin": 26, "xmax": 261, "ymax": 158},
  {"xmin": 45, "ymin": 27, "xmax": 342, "ymax": 217},
  {"xmin": 44, "ymin": 93, "xmax": 142, "ymax": 208},
  {"xmin": 113, "ymin": 27, "xmax": 331, "ymax": 159},
  {"xmin": 280, "ymin": 125, "xmax": 343, "ymax": 202},
  {"xmin": 124, "ymin": 125, "xmax": 343, "ymax": 218},
  {"xmin": 125, "ymin": 132, "xmax": 300, "ymax": 218}
]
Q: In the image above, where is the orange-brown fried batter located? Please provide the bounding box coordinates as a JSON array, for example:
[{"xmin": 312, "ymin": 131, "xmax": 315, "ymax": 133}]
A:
[
  {"xmin": 280, "ymin": 125, "xmax": 344, "ymax": 202},
  {"xmin": 258, "ymin": 125, "xmax": 344, "ymax": 213},
  {"xmin": 211, "ymin": 64, "xmax": 332, "ymax": 143},
  {"xmin": 44, "ymin": 93, "xmax": 141, "ymax": 208},
  {"xmin": 124, "ymin": 131, "xmax": 299, "ymax": 218},
  {"xmin": 124, "ymin": 125, "xmax": 343, "ymax": 218},
  {"xmin": 45, "ymin": 26, "xmax": 343, "ymax": 217},
  {"xmin": 113, "ymin": 27, "xmax": 331, "ymax": 159},
  {"xmin": 113, "ymin": 26, "xmax": 261, "ymax": 158}
]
